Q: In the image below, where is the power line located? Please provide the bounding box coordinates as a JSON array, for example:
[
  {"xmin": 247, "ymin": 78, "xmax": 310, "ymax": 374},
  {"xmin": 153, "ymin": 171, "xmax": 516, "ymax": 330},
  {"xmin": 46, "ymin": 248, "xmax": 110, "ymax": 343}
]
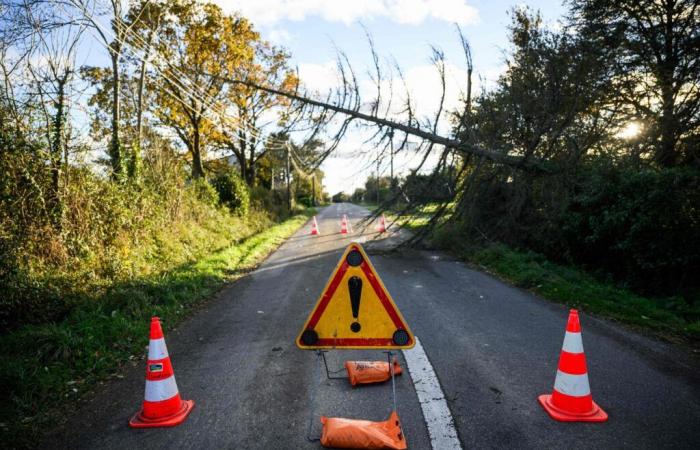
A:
[
  {"xmin": 109, "ymin": 11, "xmax": 296, "ymax": 148},
  {"xmin": 60, "ymin": 1, "xmax": 290, "ymax": 155}
]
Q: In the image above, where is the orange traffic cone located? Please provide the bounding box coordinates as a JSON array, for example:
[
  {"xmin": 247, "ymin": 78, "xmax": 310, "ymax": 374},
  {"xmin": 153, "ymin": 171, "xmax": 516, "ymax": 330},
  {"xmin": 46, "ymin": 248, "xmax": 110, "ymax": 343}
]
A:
[
  {"xmin": 538, "ymin": 309, "xmax": 608, "ymax": 422},
  {"xmin": 129, "ymin": 317, "xmax": 194, "ymax": 428},
  {"xmin": 320, "ymin": 411, "xmax": 407, "ymax": 449},
  {"xmin": 340, "ymin": 215, "xmax": 348, "ymax": 234},
  {"xmin": 344, "ymin": 214, "xmax": 353, "ymax": 234},
  {"xmin": 311, "ymin": 216, "xmax": 320, "ymax": 235},
  {"xmin": 377, "ymin": 214, "xmax": 387, "ymax": 233}
]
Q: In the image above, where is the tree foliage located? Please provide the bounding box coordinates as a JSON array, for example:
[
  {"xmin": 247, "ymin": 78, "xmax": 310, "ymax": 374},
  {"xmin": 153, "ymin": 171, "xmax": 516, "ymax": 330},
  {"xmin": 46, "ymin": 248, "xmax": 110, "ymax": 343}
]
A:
[
  {"xmin": 0, "ymin": 0, "xmax": 325, "ymax": 330},
  {"xmin": 569, "ymin": 0, "xmax": 700, "ymax": 166},
  {"xmin": 153, "ymin": 0, "xmax": 258, "ymax": 179},
  {"xmin": 214, "ymin": 40, "xmax": 298, "ymax": 186}
]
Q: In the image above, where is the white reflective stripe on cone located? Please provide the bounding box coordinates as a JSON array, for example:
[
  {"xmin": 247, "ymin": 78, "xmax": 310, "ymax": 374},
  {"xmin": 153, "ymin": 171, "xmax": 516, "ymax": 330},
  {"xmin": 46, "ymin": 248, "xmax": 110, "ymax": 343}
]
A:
[
  {"xmin": 144, "ymin": 375, "xmax": 179, "ymax": 402},
  {"xmin": 148, "ymin": 338, "xmax": 169, "ymax": 360},
  {"xmin": 553, "ymin": 370, "xmax": 591, "ymax": 397},
  {"xmin": 561, "ymin": 331, "xmax": 584, "ymax": 354}
]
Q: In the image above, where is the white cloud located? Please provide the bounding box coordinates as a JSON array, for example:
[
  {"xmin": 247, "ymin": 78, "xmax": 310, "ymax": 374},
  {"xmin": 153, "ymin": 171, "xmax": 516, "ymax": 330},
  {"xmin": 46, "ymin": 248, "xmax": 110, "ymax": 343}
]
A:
[
  {"xmin": 320, "ymin": 124, "xmax": 445, "ymax": 195},
  {"xmin": 388, "ymin": 0, "xmax": 479, "ymax": 25},
  {"xmin": 297, "ymin": 61, "xmax": 341, "ymax": 94},
  {"xmin": 214, "ymin": 0, "xmax": 479, "ymax": 26},
  {"xmin": 401, "ymin": 63, "xmax": 468, "ymax": 118},
  {"xmin": 474, "ymin": 64, "xmax": 507, "ymax": 92},
  {"xmin": 266, "ymin": 28, "xmax": 294, "ymax": 45},
  {"xmin": 298, "ymin": 60, "xmax": 470, "ymax": 127}
]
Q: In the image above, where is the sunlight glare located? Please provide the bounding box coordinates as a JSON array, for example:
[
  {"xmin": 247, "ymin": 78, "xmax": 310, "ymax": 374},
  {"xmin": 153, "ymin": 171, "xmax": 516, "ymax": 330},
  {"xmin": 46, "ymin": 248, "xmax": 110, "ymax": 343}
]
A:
[{"xmin": 616, "ymin": 122, "xmax": 642, "ymax": 139}]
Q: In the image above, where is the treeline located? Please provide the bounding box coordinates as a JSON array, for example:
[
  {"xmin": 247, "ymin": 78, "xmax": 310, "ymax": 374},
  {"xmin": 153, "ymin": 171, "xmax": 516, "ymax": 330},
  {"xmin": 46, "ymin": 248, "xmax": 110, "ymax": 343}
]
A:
[
  {"xmin": 437, "ymin": 2, "xmax": 698, "ymax": 300},
  {"xmin": 0, "ymin": 0, "xmax": 325, "ymax": 330},
  {"xmin": 345, "ymin": 169, "xmax": 456, "ymax": 205}
]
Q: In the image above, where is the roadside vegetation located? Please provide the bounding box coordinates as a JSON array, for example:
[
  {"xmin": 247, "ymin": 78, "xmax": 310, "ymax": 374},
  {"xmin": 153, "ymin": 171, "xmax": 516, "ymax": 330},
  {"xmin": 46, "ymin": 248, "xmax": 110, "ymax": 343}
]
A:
[
  {"xmin": 1, "ymin": 185, "xmax": 313, "ymax": 445},
  {"xmin": 464, "ymin": 244, "xmax": 700, "ymax": 341},
  {"xmin": 433, "ymin": 228, "xmax": 700, "ymax": 342}
]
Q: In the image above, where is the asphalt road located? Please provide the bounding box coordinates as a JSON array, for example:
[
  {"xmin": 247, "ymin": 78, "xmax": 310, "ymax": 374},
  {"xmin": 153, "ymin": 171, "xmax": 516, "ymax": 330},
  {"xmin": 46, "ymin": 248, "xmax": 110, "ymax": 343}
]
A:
[{"xmin": 46, "ymin": 203, "xmax": 700, "ymax": 449}]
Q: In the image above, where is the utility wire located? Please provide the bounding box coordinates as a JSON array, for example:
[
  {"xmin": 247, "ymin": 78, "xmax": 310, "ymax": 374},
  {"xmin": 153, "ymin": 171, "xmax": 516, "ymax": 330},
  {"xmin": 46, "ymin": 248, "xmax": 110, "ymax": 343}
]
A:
[
  {"xmin": 110, "ymin": 11, "xmax": 345, "ymax": 172},
  {"xmin": 108, "ymin": 11, "xmax": 298, "ymax": 147},
  {"xmin": 61, "ymin": 1, "xmax": 290, "ymax": 154}
]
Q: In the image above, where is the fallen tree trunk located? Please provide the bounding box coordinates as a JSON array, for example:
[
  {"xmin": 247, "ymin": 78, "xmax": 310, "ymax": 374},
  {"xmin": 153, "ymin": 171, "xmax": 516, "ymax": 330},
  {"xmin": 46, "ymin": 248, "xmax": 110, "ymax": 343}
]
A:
[{"xmin": 209, "ymin": 74, "xmax": 549, "ymax": 172}]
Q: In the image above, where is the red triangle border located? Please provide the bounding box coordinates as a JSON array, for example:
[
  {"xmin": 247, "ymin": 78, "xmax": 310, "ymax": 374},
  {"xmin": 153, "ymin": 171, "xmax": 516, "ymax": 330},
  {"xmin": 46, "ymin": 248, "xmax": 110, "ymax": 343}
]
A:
[{"xmin": 299, "ymin": 244, "xmax": 411, "ymax": 347}]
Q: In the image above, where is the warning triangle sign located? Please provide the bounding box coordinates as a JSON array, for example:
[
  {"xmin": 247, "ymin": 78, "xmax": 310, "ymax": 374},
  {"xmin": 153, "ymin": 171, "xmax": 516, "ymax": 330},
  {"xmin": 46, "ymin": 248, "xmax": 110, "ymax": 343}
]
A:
[{"xmin": 297, "ymin": 242, "xmax": 415, "ymax": 349}]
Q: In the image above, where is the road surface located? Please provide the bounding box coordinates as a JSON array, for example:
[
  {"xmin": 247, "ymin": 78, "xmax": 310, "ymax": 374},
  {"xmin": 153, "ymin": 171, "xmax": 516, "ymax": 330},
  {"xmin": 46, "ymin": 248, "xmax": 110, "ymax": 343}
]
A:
[{"xmin": 45, "ymin": 203, "xmax": 700, "ymax": 449}]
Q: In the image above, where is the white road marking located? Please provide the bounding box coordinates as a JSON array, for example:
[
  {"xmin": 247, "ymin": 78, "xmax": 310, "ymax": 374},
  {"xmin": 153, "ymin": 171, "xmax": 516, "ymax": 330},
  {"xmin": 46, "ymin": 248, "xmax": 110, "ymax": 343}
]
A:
[{"xmin": 403, "ymin": 336, "xmax": 462, "ymax": 450}]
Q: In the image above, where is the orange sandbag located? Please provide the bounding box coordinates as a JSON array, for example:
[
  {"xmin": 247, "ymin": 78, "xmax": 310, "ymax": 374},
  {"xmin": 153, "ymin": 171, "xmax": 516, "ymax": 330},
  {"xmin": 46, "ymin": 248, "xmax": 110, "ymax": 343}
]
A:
[
  {"xmin": 344, "ymin": 359, "xmax": 402, "ymax": 386},
  {"xmin": 320, "ymin": 411, "xmax": 407, "ymax": 450}
]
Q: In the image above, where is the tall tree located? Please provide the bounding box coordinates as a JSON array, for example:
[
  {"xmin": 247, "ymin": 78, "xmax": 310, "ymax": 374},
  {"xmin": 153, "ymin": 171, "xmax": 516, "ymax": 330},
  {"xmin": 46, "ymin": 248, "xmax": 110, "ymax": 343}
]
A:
[
  {"xmin": 214, "ymin": 41, "xmax": 298, "ymax": 186},
  {"xmin": 444, "ymin": 7, "xmax": 616, "ymax": 243},
  {"xmin": 0, "ymin": 0, "xmax": 53, "ymax": 232},
  {"xmin": 463, "ymin": 8, "xmax": 613, "ymax": 166},
  {"xmin": 80, "ymin": 66, "xmax": 142, "ymax": 169},
  {"xmin": 8, "ymin": 3, "xmax": 84, "ymax": 226},
  {"xmin": 125, "ymin": 0, "xmax": 164, "ymax": 173},
  {"xmin": 570, "ymin": 0, "xmax": 700, "ymax": 166},
  {"xmin": 81, "ymin": 0, "xmax": 165, "ymax": 179},
  {"xmin": 65, "ymin": 1, "xmax": 119, "ymax": 177},
  {"xmin": 153, "ymin": 0, "xmax": 257, "ymax": 179}
]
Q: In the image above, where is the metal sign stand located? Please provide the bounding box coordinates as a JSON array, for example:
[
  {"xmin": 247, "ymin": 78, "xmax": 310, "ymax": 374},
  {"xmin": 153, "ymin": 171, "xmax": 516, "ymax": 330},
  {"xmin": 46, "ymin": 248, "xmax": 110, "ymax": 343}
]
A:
[
  {"xmin": 306, "ymin": 350, "xmax": 323, "ymax": 442},
  {"xmin": 321, "ymin": 350, "xmax": 348, "ymax": 380},
  {"xmin": 386, "ymin": 351, "xmax": 398, "ymax": 415},
  {"xmin": 299, "ymin": 244, "xmax": 412, "ymax": 444}
]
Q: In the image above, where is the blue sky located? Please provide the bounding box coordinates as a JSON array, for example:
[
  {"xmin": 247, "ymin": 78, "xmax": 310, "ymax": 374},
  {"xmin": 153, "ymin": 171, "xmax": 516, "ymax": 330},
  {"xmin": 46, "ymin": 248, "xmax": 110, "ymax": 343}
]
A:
[{"xmin": 210, "ymin": 0, "xmax": 568, "ymax": 194}]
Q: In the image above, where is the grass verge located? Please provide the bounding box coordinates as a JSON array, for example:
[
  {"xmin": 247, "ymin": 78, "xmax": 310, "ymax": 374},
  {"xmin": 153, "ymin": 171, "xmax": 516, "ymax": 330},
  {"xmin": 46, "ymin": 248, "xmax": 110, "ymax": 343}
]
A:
[
  {"xmin": 0, "ymin": 210, "xmax": 313, "ymax": 448},
  {"xmin": 459, "ymin": 243, "xmax": 700, "ymax": 341}
]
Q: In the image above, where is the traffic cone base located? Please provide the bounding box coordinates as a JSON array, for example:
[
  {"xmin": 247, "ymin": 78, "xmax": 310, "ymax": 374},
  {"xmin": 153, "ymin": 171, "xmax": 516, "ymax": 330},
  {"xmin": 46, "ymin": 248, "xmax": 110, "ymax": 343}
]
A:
[
  {"xmin": 129, "ymin": 399, "xmax": 195, "ymax": 428},
  {"xmin": 538, "ymin": 394, "xmax": 607, "ymax": 422}
]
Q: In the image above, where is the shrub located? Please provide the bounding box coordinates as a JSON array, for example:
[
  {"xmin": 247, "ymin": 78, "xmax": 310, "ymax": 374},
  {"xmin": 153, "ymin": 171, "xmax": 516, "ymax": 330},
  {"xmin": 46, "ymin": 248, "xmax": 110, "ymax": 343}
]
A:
[
  {"xmin": 562, "ymin": 165, "xmax": 700, "ymax": 298},
  {"xmin": 250, "ymin": 185, "xmax": 289, "ymax": 220},
  {"xmin": 191, "ymin": 177, "xmax": 220, "ymax": 206},
  {"xmin": 211, "ymin": 170, "xmax": 250, "ymax": 215},
  {"xmin": 351, "ymin": 188, "xmax": 366, "ymax": 203},
  {"xmin": 296, "ymin": 195, "xmax": 314, "ymax": 207},
  {"xmin": 0, "ymin": 148, "xmax": 272, "ymax": 331},
  {"xmin": 456, "ymin": 162, "xmax": 700, "ymax": 300}
]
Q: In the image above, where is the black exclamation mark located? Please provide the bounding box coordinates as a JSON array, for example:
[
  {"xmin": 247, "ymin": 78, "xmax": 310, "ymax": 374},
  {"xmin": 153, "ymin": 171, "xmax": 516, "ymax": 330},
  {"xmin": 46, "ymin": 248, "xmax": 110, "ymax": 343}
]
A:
[{"xmin": 348, "ymin": 276, "xmax": 362, "ymax": 332}]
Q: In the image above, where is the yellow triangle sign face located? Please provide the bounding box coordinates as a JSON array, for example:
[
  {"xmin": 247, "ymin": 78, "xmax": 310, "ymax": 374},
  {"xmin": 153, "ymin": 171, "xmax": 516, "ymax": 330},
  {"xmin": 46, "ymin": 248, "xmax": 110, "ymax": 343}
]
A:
[{"xmin": 297, "ymin": 242, "xmax": 415, "ymax": 349}]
